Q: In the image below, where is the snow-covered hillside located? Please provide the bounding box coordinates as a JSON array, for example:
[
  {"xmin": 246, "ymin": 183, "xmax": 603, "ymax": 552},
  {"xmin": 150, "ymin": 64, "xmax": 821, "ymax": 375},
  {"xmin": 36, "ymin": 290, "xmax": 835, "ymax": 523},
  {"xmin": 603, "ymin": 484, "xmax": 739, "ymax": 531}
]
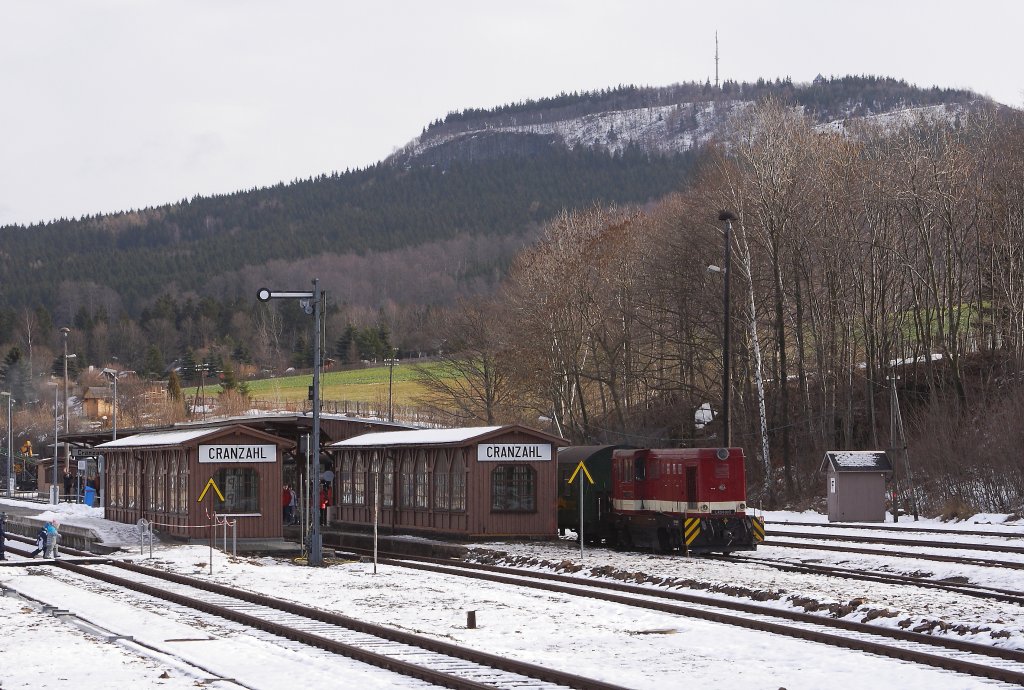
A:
[{"xmin": 395, "ymin": 99, "xmax": 978, "ymax": 164}]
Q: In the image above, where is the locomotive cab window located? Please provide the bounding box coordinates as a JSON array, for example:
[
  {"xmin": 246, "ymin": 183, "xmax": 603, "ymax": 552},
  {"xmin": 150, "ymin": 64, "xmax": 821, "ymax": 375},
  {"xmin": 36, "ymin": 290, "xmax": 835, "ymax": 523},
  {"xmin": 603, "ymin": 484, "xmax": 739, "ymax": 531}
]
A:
[
  {"xmin": 491, "ymin": 465, "xmax": 536, "ymax": 512},
  {"xmin": 213, "ymin": 467, "xmax": 259, "ymax": 513}
]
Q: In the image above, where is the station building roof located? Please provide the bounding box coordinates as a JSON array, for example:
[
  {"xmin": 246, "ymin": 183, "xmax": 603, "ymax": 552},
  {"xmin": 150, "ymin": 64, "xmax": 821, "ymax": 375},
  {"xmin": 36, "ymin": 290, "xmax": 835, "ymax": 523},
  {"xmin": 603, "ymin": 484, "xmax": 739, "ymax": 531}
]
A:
[
  {"xmin": 95, "ymin": 424, "xmax": 293, "ymax": 450},
  {"xmin": 330, "ymin": 424, "xmax": 565, "ymax": 449}
]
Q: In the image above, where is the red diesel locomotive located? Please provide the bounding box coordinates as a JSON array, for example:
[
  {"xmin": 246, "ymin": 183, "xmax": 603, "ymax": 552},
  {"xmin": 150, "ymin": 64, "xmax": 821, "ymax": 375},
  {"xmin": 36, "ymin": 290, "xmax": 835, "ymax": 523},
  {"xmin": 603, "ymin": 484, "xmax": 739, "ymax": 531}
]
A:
[{"xmin": 558, "ymin": 446, "xmax": 764, "ymax": 554}]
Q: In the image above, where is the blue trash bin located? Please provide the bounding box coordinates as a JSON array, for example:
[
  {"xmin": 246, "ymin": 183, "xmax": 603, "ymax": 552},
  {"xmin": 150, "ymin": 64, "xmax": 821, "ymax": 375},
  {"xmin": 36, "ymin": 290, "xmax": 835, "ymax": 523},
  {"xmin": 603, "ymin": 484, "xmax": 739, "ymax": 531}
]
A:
[{"xmin": 83, "ymin": 485, "xmax": 96, "ymax": 507}]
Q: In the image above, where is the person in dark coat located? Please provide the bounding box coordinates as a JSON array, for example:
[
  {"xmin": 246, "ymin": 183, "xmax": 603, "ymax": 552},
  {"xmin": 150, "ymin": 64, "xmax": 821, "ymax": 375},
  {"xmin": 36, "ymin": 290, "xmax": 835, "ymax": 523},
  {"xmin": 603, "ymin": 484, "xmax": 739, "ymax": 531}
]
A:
[
  {"xmin": 62, "ymin": 470, "xmax": 73, "ymax": 501},
  {"xmin": 0, "ymin": 512, "xmax": 6, "ymax": 560},
  {"xmin": 29, "ymin": 524, "xmax": 48, "ymax": 557}
]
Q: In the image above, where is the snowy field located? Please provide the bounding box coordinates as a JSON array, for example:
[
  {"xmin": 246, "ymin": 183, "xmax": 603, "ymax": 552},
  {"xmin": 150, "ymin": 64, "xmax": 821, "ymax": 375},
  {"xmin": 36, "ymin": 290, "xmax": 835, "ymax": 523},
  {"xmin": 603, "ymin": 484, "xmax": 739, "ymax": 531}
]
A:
[{"xmin": 2, "ymin": 500, "xmax": 1023, "ymax": 689}]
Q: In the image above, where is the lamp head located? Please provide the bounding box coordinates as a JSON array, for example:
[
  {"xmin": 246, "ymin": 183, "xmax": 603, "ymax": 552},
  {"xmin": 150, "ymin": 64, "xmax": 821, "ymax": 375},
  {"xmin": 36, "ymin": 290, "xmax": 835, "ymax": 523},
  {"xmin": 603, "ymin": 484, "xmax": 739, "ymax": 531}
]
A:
[{"xmin": 718, "ymin": 209, "xmax": 737, "ymax": 222}]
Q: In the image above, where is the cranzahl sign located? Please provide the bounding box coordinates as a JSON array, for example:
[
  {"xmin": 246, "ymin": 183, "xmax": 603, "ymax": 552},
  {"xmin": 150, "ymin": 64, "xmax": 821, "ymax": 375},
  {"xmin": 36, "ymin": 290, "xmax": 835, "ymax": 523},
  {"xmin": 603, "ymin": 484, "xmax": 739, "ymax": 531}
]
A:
[
  {"xmin": 198, "ymin": 444, "xmax": 277, "ymax": 463},
  {"xmin": 477, "ymin": 444, "xmax": 552, "ymax": 462}
]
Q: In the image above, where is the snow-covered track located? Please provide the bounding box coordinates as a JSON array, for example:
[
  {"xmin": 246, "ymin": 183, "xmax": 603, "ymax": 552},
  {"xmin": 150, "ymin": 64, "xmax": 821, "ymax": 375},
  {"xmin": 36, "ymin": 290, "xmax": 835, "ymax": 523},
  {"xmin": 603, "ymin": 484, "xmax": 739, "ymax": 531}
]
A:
[
  {"xmin": 765, "ymin": 529, "xmax": 1024, "ymax": 555},
  {"xmin": 54, "ymin": 559, "xmax": 620, "ymax": 690},
  {"xmin": 731, "ymin": 556, "xmax": 1024, "ymax": 605},
  {"xmin": 770, "ymin": 521, "xmax": 1024, "ymax": 540},
  {"xmin": 344, "ymin": 550, "xmax": 1024, "ymax": 686},
  {"xmin": 763, "ymin": 538, "xmax": 1024, "ymax": 569}
]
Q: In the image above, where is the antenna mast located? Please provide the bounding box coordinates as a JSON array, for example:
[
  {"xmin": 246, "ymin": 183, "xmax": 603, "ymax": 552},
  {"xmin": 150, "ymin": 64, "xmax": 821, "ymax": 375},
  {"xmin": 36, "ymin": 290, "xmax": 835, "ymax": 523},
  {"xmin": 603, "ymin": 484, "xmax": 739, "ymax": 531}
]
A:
[{"xmin": 715, "ymin": 31, "xmax": 720, "ymax": 89}]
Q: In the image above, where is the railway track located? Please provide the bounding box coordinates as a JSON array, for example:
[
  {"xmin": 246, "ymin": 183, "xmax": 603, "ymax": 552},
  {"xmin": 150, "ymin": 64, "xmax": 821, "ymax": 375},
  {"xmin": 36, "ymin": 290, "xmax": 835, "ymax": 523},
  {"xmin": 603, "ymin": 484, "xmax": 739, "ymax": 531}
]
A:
[
  {"xmin": 2, "ymin": 541, "xmax": 622, "ymax": 689},
  {"xmin": 325, "ymin": 544, "xmax": 1024, "ymax": 686},
  {"xmin": 733, "ymin": 555, "xmax": 1024, "ymax": 606},
  {"xmin": 762, "ymin": 537, "xmax": 1024, "ymax": 570},
  {"xmin": 769, "ymin": 520, "xmax": 1024, "ymax": 540},
  {"xmin": 6, "ymin": 530, "xmax": 1024, "ymax": 685},
  {"xmin": 765, "ymin": 529, "xmax": 1024, "ymax": 555}
]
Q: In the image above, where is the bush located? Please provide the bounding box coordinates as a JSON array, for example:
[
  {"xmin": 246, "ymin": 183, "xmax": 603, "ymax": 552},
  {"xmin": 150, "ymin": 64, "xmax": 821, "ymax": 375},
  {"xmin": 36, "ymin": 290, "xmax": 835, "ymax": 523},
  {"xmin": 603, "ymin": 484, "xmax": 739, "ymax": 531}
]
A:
[{"xmin": 938, "ymin": 497, "xmax": 977, "ymax": 522}]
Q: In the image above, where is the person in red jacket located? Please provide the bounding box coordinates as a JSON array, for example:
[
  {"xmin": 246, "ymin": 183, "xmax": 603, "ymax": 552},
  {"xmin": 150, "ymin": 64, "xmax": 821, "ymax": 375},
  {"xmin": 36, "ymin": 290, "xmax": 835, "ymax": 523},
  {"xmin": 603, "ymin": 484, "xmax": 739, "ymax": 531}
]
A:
[
  {"xmin": 319, "ymin": 482, "xmax": 331, "ymax": 525},
  {"xmin": 282, "ymin": 484, "xmax": 292, "ymax": 524}
]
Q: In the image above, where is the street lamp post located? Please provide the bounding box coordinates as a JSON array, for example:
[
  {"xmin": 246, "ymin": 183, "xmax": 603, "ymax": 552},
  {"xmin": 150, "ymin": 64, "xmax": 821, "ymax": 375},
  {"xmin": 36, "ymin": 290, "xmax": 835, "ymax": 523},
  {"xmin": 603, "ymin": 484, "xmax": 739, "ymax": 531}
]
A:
[
  {"xmin": 385, "ymin": 349, "xmax": 399, "ymax": 422},
  {"xmin": 51, "ymin": 384, "xmax": 59, "ymax": 504},
  {"xmin": 61, "ymin": 328, "xmax": 71, "ymax": 435},
  {"xmin": 258, "ymin": 281, "xmax": 325, "ymax": 567},
  {"xmin": 2, "ymin": 392, "xmax": 12, "ymax": 497},
  {"xmin": 101, "ymin": 368, "xmax": 118, "ymax": 441},
  {"xmin": 717, "ymin": 210, "xmax": 736, "ymax": 448}
]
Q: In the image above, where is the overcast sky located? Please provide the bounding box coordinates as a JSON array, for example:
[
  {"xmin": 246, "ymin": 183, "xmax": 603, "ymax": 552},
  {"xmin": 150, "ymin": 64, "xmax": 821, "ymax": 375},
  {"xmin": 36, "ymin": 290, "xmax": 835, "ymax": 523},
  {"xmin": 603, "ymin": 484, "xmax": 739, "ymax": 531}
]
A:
[{"xmin": 1, "ymin": 1, "xmax": 1021, "ymax": 227}]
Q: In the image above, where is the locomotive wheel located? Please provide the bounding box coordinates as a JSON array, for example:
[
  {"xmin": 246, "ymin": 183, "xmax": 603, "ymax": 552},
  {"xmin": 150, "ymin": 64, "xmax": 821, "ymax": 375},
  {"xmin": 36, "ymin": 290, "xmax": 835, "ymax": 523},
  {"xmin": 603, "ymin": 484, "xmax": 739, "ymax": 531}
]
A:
[{"xmin": 656, "ymin": 529, "xmax": 672, "ymax": 553}]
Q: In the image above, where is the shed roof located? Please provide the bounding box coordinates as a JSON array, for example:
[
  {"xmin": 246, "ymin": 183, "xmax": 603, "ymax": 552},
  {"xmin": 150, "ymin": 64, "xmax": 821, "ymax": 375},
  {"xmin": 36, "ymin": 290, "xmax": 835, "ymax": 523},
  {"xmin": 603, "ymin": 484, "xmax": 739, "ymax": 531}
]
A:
[
  {"xmin": 96, "ymin": 424, "xmax": 292, "ymax": 450},
  {"xmin": 330, "ymin": 424, "xmax": 564, "ymax": 449},
  {"xmin": 820, "ymin": 450, "xmax": 893, "ymax": 474}
]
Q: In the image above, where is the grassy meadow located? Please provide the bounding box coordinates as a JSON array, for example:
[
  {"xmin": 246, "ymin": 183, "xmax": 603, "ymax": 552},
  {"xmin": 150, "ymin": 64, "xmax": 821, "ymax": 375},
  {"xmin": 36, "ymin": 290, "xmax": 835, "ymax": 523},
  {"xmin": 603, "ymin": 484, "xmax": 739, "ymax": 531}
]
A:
[{"xmin": 187, "ymin": 361, "xmax": 441, "ymax": 407}]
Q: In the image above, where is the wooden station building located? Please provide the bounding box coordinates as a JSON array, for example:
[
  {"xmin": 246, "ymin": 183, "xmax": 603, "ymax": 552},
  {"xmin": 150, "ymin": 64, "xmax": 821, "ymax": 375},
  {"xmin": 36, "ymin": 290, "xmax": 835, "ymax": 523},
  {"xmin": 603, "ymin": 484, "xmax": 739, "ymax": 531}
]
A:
[
  {"xmin": 96, "ymin": 425, "xmax": 294, "ymax": 539},
  {"xmin": 328, "ymin": 425, "xmax": 567, "ymax": 539}
]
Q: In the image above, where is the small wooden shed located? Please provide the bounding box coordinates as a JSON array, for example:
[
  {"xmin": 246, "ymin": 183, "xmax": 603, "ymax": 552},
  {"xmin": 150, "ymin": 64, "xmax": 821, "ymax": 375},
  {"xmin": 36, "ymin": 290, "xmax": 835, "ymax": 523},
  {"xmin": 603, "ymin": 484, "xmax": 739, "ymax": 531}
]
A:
[
  {"xmin": 820, "ymin": 451, "xmax": 893, "ymax": 522},
  {"xmin": 329, "ymin": 424, "xmax": 567, "ymax": 539}
]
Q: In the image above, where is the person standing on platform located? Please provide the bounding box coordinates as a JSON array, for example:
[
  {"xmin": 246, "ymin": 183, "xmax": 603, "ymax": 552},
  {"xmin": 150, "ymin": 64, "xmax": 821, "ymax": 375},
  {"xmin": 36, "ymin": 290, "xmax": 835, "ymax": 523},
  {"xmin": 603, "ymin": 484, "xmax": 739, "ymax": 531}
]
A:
[
  {"xmin": 288, "ymin": 485, "xmax": 298, "ymax": 525},
  {"xmin": 0, "ymin": 512, "xmax": 7, "ymax": 560},
  {"xmin": 62, "ymin": 470, "xmax": 73, "ymax": 502},
  {"xmin": 282, "ymin": 484, "xmax": 292, "ymax": 524},
  {"xmin": 319, "ymin": 482, "xmax": 330, "ymax": 525}
]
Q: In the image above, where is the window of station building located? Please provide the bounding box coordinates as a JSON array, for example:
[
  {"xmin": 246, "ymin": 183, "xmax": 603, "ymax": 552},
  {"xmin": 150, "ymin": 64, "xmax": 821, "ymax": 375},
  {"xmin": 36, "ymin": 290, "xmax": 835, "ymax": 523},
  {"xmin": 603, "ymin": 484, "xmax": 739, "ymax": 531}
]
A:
[
  {"xmin": 155, "ymin": 457, "xmax": 167, "ymax": 512},
  {"xmin": 127, "ymin": 458, "xmax": 138, "ymax": 509},
  {"xmin": 414, "ymin": 451, "xmax": 429, "ymax": 509},
  {"xmin": 177, "ymin": 458, "xmax": 189, "ymax": 512},
  {"xmin": 168, "ymin": 456, "xmax": 178, "ymax": 514},
  {"xmin": 213, "ymin": 467, "xmax": 260, "ymax": 513},
  {"xmin": 435, "ymin": 454, "xmax": 451, "ymax": 510},
  {"xmin": 340, "ymin": 455, "xmax": 354, "ymax": 504},
  {"xmin": 382, "ymin": 455, "xmax": 395, "ymax": 507},
  {"xmin": 491, "ymin": 464, "xmax": 536, "ymax": 512},
  {"xmin": 353, "ymin": 455, "xmax": 367, "ymax": 505},
  {"xmin": 400, "ymin": 455, "xmax": 415, "ymax": 508},
  {"xmin": 146, "ymin": 456, "xmax": 157, "ymax": 511},
  {"xmin": 450, "ymin": 454, "xmax": 466, "ymax": 511},
  {"xmin": 109, "ymin": 456, "xmax": 121, "ymax": 508}
]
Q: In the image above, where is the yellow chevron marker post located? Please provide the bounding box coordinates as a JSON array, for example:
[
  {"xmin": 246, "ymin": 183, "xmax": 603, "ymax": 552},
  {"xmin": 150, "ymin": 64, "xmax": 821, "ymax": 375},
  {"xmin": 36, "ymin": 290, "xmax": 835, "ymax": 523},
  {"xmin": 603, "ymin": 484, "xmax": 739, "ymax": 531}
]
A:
[
  {"xmin": 566, "ymin": 461, "xmax": 594, "ymax": 486},
  {"xmin": 566, "ymin": 461, "xmax": 594, "ymax": 559},
  {"xmin": 198, "ymin": 477, "xmax": 225, "ymax": 503},
  {"xmin": 684, "ymin": 517, "xmax": 701, "ymax": 545},
  {"xmin": 752, "ymin": 516, "xmax": 765, "ymax": 542}
]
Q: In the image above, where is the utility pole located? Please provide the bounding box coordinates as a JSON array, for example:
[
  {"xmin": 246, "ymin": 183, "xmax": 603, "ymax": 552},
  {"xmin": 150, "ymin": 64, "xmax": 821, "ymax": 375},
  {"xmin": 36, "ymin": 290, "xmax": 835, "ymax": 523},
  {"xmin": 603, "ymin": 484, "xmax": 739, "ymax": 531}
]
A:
[
  {"xmin": 718, "ymin": 210, "xmax": 736, "ymax": 447},
  {"xmin": 385, "ymin": 349, "xmax": 399, "ymax": 422}
]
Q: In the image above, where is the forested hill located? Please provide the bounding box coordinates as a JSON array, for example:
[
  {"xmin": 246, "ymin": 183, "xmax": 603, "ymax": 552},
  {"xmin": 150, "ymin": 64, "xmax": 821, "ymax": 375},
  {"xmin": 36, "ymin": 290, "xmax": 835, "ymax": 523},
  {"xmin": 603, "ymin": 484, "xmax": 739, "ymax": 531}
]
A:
[
  {"xmin": 0, "ymin": 75, "xmax": 984, "ymax": 324},
  {"xmin": 0, "ymin": 146, "xmax": 697, "ymax": 315}
]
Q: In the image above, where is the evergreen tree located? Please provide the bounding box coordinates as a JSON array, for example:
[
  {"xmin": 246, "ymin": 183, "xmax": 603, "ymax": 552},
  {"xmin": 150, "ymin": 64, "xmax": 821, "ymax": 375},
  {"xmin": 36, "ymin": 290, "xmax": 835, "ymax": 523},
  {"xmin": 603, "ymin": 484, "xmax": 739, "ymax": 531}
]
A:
[
  {"xmin": 180, "ymin": 349, "xmax": 198, "ymax": 382},
  {"xmin": 220, "ymin": 360, "xmax": 238, "ymax": 391},
  {"xmin": 143, "ymin": 345, "xmax": 164, "ymax": 379},
  {"xmin": 1, "ymin": 347, "xmax": 31, "ymax": 402},
  {"xmin": 51, "ymin": 354, "xmax": 81, "ymax": 379}
]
